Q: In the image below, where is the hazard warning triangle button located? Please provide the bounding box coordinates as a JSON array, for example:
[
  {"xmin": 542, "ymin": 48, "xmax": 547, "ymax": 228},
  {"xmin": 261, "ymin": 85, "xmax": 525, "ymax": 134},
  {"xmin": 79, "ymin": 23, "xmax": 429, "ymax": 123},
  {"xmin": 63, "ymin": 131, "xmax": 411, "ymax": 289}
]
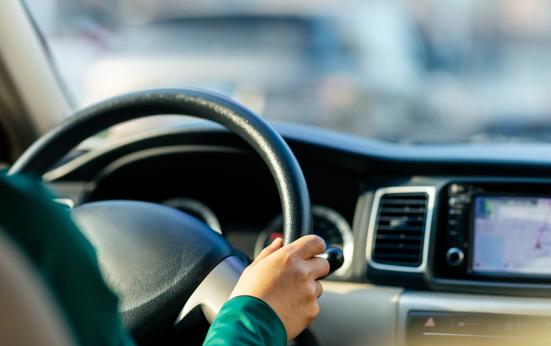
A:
[{"xmin": 424, "ymin": 317, "xmax": 436, "ymax": 328}]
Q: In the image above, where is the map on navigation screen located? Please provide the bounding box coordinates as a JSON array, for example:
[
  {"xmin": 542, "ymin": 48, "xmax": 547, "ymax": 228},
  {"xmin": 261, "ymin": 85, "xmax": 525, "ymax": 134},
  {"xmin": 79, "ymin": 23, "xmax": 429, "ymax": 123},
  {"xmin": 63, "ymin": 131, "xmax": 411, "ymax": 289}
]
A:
[{"xmin": 472, "ymin": 196, "xmax": 551, "ymax": 275}]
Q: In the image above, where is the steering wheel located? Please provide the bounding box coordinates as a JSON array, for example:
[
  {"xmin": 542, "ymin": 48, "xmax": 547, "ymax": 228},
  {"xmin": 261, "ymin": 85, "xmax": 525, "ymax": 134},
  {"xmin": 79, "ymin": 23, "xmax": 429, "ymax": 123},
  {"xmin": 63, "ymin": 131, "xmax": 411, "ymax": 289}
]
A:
[{"xmin": 8, "ymin": 89, "xmax": 343, "ymax": 343}]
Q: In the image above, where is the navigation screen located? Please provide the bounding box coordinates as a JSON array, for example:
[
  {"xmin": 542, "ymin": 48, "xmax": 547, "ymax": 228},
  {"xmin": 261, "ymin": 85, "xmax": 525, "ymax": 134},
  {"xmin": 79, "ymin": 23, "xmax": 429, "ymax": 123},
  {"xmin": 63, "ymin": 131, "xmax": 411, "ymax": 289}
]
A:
[{"xmin": 472, "ymin": 196, "xmax": 551, "ymax": 276}]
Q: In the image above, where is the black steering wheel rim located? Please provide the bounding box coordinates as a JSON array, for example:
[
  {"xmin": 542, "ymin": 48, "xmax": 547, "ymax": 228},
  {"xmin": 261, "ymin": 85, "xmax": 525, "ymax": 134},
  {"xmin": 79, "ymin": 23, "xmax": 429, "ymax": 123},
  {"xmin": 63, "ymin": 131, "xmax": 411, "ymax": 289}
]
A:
[{"xmin": 9, "ymin": 88, "xmax": 312, "ymax": 244}]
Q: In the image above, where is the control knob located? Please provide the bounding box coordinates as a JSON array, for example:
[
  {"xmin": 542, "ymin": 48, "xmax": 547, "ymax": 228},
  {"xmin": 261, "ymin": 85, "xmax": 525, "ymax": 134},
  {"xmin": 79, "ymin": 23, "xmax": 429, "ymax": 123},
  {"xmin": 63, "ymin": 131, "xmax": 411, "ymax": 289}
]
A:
[{"xmin": 446, "ymin": 247, "xmax": 464, "ymax": 266}]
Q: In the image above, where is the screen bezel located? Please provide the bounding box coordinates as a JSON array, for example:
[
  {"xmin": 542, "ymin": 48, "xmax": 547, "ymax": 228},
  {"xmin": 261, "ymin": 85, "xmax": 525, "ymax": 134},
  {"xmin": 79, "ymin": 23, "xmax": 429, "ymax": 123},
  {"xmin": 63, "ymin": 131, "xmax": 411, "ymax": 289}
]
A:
[{"xmin": 469, "ymin": 193, "xmax": 551, "ymax": 279}]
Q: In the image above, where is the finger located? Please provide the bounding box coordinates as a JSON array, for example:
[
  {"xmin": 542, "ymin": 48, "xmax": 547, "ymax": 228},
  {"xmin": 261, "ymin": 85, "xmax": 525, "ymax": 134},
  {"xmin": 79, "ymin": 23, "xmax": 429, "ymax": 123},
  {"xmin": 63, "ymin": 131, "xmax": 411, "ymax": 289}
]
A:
[
  {"xmin": 254, "ymin": 237, "xmax": 283, "ymax": 262},
  {"xmin": 314, "ymin": 280, "xmax": 323, "ymax": 299},
  {"xmin": 288, "ymin": 235, "xmax": 326, "ymax": 259},
  {"xmin": 306, "ymin": 257, "xmax": 330, "ymax": 279}
]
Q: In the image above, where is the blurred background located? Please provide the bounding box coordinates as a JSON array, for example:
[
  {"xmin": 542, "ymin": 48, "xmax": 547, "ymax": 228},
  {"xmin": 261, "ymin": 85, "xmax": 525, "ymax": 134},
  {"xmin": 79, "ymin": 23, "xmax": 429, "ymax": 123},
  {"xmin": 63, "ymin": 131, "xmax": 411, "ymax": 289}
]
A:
[{"xmin": 24, "ymin": 0, "xmax": 551, "ymax": 144}]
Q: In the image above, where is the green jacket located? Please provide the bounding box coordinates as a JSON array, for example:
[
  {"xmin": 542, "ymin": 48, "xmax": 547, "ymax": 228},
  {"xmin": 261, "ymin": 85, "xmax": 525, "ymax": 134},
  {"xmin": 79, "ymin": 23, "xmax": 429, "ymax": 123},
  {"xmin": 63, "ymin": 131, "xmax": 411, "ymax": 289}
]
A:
[{"xmin": 0, "ymin": 173, "xmax": 286, "ymax": 346}]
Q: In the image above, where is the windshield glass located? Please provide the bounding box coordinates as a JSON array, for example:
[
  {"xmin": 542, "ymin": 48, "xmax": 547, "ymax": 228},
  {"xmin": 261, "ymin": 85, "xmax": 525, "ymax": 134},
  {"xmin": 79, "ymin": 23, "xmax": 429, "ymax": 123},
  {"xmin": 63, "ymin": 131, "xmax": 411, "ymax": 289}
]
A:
[{"xmin": 24, "ymin": 0, "xmax": 551, "ymax": 144}]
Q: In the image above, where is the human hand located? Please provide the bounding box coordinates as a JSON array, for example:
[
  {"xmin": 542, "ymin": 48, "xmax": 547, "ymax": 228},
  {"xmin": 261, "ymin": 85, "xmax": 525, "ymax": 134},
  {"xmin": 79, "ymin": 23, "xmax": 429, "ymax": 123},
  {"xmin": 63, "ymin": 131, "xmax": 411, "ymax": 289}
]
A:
[{"xmin": 230, "ymin": 235, "xmax": 329, "ymax": 340}]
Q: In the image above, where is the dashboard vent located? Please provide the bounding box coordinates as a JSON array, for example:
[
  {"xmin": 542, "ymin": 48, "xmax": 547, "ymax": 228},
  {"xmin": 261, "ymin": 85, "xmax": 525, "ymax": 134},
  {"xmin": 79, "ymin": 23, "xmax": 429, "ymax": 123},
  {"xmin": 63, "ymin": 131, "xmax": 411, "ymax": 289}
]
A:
[{"xmin": 371, "ymin": 192, "xmax": 429, "ymax": 267}]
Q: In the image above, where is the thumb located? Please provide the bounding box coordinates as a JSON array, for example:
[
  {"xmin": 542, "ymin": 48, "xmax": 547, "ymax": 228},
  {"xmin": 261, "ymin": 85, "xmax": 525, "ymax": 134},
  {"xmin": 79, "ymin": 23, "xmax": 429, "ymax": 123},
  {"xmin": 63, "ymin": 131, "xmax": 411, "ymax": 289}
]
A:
[{"xmin": 254, "ymin": 237, "xmax": 283, "ymax": 262}]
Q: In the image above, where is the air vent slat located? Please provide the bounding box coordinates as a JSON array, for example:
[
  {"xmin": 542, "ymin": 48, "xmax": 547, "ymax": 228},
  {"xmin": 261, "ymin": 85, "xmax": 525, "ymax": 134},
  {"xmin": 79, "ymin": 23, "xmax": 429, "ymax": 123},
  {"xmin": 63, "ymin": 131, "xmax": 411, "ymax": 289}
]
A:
[
  {"xmin": 371, "ymin": 191, "xmax": 429, "ymax": 268},
  {"xmin": 378, "ymin": 216, "xmax": 424, "ymax": 222},
  {"xmin": 373, "ymin": 253, "xmax": 421, "ymax": 260},
  {"xmin": 381, "ymin": 199, "xmax": 427, "ymax": 206},
  {"xmin": 376, "ymin": 234, "xmax": 423, "ymax": 241},
  {"xmin": 378, "ymin": 209, "xmax": 425, "ymax": 215},
  {"xmin": 376, "ymin": 225, "xmax": 424, "ymax": 232},
  {"xmin": 374, "ymin": 243, "xmax": 422, "ymax": 250}
]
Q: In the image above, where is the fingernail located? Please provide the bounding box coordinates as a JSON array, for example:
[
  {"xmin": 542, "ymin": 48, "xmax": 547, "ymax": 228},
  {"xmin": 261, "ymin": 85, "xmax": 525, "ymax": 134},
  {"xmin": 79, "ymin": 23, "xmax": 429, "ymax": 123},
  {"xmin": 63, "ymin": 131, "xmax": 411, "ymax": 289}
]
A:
[{"xmin": 271, "ymin": 237, "xmax": 283, "ymax": 246}]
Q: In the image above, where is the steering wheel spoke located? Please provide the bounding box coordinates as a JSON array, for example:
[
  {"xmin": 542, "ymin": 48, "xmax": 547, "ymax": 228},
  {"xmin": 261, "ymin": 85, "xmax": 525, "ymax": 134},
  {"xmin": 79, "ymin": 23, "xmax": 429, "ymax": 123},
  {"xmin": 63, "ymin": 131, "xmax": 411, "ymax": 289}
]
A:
[{"xmin": 176, "ymin": 256, "xmax": 245, "ymax": 325}]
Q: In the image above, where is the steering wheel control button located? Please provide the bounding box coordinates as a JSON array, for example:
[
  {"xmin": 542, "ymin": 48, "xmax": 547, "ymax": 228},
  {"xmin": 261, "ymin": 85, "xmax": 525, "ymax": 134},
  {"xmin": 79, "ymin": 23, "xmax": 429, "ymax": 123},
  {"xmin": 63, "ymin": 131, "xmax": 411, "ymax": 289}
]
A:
[{"xmin": 446, "ymin": 247, "xmax": 464, "ymax": 266}]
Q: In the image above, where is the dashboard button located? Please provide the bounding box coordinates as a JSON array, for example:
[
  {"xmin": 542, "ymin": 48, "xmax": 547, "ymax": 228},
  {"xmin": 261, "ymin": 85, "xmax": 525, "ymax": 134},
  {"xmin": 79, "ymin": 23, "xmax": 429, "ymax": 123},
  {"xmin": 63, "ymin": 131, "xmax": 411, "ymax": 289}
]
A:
[
  {"xmin": 408, "ymin": 311, "xmax": 454, "ymax": 332},
  {"xmin": 448, "ymin": 230, "xmax": 464, "ymax": 244},
  {"xmin": 449, "ymin": 184, "xmax": 466, "ymax": 194},
  {"xmin": 446, "ymin": 247, "xmax": 465, "ymax": 266}
]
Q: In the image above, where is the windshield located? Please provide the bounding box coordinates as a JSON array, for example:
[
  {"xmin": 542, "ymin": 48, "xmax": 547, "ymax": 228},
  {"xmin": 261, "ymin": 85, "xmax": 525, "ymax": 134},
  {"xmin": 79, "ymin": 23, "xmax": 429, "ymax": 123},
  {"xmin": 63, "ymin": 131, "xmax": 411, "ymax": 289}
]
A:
[{"xmin": 24, "ymin": 0, "xmax": 551, "ymax": 144}]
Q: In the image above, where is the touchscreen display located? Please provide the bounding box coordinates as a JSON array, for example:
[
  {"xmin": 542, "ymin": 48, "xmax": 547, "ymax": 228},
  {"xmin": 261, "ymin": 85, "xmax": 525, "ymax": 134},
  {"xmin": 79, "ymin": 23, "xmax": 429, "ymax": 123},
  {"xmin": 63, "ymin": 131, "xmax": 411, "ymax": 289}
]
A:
[{"xmin": 472, "ymin": 196, "xmax": 551, "ymax": 276}]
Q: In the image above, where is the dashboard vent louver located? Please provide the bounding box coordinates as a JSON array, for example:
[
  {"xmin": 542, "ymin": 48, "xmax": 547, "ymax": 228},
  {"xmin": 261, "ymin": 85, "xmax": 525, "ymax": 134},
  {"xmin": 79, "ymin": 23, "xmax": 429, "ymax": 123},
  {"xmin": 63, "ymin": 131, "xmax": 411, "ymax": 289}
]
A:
[{"xmin": 371, "ymin": 192, "xmax": 429, "ymax": 267}]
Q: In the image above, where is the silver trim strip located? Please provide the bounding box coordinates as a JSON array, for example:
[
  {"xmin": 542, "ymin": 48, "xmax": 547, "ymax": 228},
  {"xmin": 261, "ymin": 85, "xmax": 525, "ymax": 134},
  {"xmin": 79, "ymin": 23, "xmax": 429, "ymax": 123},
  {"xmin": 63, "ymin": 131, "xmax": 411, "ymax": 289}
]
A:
[
  {"xmin": 365, "ymin": 186, "xmax": 436, "ymax": 273},
  {"xmin": 54, "ymin": 198, "xmax": 74, "ymax": 209},
  {"xmin": 175, "ymin": 256, "xmax": 244, "ymax": 325},
  {"xmin": 422, "ymin": 332, "xmax": 530, "ymax": 340}
]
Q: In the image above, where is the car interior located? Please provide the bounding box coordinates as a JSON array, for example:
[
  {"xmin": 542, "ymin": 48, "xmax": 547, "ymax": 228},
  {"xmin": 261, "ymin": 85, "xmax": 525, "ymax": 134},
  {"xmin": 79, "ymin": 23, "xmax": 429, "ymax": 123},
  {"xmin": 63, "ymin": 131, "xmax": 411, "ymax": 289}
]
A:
[{"xmin": 3, "ymin": 1, "xmax": 551, "ymax": 345}]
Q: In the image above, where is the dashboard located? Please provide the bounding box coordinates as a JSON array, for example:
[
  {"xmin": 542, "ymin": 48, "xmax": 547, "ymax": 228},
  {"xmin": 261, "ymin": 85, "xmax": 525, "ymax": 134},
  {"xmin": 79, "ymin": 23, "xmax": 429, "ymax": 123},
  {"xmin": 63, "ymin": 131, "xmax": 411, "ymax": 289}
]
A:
[
  {"xmin": 365, "ymin": 180, "xmax": 551, "ymax": 295},
  {"xmin": 162, "ymin": 197, "xmax": 354, "ymax": 276},
  {"xmin": 45, "ymin": 122, "xmax": 551, "ymax": 345}
]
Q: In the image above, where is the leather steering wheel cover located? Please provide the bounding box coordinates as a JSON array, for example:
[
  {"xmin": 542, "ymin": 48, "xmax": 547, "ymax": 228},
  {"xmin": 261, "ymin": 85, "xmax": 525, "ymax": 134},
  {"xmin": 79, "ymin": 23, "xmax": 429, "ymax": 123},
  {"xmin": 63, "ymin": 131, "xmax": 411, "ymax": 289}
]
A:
[{"xmin": 9, "ymin": 88, "xmax": 312, "ymax": 243}]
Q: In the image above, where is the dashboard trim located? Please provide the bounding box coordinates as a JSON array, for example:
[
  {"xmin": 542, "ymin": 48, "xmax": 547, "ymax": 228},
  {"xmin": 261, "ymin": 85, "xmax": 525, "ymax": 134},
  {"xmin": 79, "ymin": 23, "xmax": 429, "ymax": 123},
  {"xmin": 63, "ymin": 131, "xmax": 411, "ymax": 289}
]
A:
[{"xmin": 365, "ymin": 186, "xmax": 436, "ymax": 273}]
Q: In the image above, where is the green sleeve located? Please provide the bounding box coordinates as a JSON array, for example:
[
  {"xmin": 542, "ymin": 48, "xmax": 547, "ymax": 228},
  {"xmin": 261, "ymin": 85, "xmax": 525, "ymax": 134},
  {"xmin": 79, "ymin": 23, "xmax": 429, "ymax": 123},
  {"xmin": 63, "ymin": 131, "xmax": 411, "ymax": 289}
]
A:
[
  {"xmin": 0, "ymin": 173, "xmax": 134, "ymax": 346},
  {"xmin": 204, "ymin": 295, "xmax": 287, "ymax": 346}
]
